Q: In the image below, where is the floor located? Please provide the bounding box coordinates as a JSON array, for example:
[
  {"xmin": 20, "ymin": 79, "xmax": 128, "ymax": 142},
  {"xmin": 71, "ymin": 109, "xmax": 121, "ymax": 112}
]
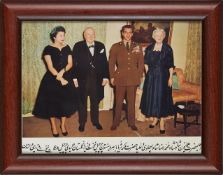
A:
[{"xmin": 23, "ymin": 110, "xmax": 201, "ymax": 137}]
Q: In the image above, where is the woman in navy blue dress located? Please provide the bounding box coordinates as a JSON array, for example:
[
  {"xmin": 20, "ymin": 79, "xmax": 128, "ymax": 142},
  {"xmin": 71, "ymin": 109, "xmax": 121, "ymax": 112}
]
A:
[
  {"xmin": 140, "ymin": 28, "xmax": 175, "ymax": 134},
  {"xmin": 33, "ymin": 26, "xmax": 77, "ymax": 137}
]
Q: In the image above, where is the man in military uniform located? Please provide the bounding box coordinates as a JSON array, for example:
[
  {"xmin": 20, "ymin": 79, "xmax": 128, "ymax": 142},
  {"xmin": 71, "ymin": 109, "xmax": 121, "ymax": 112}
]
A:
[{"xmin": 109, "ymin": 25, "xmax": 144, "ymax": 131}]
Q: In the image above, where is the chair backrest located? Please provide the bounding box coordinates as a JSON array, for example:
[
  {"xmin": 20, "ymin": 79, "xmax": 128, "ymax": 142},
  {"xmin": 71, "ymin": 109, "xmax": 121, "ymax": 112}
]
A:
[{"xmin": 173, "ymin": 68, "xmax": 185, "ymax": 85}]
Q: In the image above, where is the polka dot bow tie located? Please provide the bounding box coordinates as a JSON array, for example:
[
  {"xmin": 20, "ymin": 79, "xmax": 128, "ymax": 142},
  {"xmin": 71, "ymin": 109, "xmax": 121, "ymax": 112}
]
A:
[{"xmin": 88, "ymin": 45, "xmax": 94, "ymax": 48}]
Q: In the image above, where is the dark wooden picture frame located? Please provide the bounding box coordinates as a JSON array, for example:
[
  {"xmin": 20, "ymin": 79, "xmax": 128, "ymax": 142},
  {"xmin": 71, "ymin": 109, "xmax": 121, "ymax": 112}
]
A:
[{"xmin": 0, "ymin": 0, "xmax": 221, "ymax": 174}]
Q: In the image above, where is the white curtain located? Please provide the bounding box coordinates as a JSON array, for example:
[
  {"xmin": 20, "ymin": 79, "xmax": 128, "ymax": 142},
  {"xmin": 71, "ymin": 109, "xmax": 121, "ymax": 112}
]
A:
[{"xmin": 22, "ymin": 21, "xmax": 107, "ymax": 114}]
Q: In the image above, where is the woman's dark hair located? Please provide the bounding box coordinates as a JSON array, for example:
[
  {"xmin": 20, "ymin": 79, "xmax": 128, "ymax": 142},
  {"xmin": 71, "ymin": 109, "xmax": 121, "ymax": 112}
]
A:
[{"xmin": 50, "ymin": 26, "xmax": 66, "ymax": 43}]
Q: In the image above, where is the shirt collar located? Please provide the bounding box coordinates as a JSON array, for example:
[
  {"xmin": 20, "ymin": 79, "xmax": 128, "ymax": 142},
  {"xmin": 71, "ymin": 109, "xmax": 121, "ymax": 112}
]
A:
[
  {"xmin": 86, "ymin": 41, "xmax": 95, "ymax": 47},
  {"xmin": 123, "ymin": 40, "xmax": 131, "ymax": 46}
]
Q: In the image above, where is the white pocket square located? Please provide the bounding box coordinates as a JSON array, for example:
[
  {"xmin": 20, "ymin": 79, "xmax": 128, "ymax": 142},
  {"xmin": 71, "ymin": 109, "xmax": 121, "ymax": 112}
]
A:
[{"xmin": 100, "ymin": 49, "xmax": 104, "ymax": 53}]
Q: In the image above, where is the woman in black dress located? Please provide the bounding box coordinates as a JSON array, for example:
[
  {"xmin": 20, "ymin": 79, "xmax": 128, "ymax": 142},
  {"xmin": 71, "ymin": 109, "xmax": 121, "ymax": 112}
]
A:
[
  {"xmin": 33, "ymin": 26, "xmax": 77, "ymax": 137},
  {"xmin": 140, "ymin": 28, "xmax": 175, "ymax": 134}
]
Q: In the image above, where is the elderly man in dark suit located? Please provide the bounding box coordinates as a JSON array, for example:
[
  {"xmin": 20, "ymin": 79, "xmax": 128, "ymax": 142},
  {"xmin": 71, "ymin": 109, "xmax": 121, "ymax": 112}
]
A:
[
  {"xmin": 72, "ymin": 27, "xmax": 109, "ymax": 132},
  {"xmin": 109, "ymin": 25, "xmax": 144, "ymax": 131}
]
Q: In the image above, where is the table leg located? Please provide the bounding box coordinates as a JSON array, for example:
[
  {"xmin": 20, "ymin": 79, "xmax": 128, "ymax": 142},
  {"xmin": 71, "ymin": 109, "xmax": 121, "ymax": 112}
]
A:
[{"xmin": 195, "ymin": 115, "xmax": 199, "ymax": 124}]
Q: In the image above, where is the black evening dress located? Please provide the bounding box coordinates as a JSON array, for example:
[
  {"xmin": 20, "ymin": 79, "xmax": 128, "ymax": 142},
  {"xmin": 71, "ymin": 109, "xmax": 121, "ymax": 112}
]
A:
[
  {"xmin": 140, "ymin": 43, "xmax": 175, "ymax": 118},
  {"xmin": 32, "ymin": 45, "xmax": 77, "ymax": 119}
]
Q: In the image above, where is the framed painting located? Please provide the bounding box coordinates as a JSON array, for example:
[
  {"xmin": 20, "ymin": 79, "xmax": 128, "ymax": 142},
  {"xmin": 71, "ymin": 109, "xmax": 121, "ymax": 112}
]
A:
[
  {"xmin": 130, "ymin": 21, "xmax": 173, "ymax": 47},
  {"xmin": 0, "ymin": 0, "xmax": 221, "ymax": 174}
]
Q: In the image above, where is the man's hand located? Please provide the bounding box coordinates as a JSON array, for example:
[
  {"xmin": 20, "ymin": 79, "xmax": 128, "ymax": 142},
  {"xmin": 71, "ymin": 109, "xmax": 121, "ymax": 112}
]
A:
[
  {"xmin": 110, "ymin": 78, "xmax": 115, "ymax": 86},
  {"xmin": 102, "ymin": 79, "xmax": 108, "ymax": 86}
]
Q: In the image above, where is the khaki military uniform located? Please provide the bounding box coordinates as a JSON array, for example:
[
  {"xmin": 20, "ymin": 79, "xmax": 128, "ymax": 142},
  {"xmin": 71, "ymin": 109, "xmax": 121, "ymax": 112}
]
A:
[{"xmin": 109, "ymin": 41, "xmax": 144, "ymax": 127}]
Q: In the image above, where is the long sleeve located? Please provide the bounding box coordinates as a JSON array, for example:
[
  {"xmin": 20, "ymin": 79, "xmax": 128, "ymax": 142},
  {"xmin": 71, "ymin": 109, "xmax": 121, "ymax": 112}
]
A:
[
  {"xmin": 144, "ymin": 49, "xmax": 149, "ymax": 65},
  {"xmin": 137, "ymin": 45, "xmax": 144, "ymax": 77},
  {"xmin": 144, "ymin": 45, "xmax": 153, "ymax": 66},
  {"xmin": 72, "ymin": 44, "xmax": 78, "ymax": 79},
  {"xmin": 101, "ymin": 45, "xmax": 109, "ymax": 79},
  {"xmin": 109, "ymin": 45, "xmax": 117, "ymax": 79},
  {"xmin": 166, "ymin": 46, "xmax": 175, "ymax": 69}
]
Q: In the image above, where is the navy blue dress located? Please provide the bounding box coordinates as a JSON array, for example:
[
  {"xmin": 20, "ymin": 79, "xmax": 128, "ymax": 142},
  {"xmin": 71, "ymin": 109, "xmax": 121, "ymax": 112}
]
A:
[
  {"xmin": 140, "ymin": 43, "xmax": 175, "ymax": 118},
  {"xmin": 33, "ymin": 45, "xmax": 77, "ymax": 119}
]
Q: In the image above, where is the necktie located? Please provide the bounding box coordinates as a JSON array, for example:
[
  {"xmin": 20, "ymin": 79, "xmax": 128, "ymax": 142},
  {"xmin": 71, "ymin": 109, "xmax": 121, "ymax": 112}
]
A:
[{"xmin": 126, "ymin": 42, "xmax": 130, "ymax": 51}]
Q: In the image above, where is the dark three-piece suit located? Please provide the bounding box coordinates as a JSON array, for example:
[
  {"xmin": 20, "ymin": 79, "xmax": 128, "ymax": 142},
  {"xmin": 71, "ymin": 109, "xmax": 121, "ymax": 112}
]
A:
[{"xmin": 72, "ymin": 40, "xmax": 109, "ymax": 126}]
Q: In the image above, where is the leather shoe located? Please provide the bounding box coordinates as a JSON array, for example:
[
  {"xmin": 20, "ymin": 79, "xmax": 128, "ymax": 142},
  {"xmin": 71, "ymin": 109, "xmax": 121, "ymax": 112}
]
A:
[
  {"xmin": 110, "ymin": 125, "xmax": 117, "ymax": 130},
  {"xmin": 93, "ymin": 123, "xmax": 103, "ymax": 130},
  {"xmin": 149, "ymin": 120, "xmax": 159, "ymax": 128},
  {"xmin": 130, "ymin": 125, "xmax": 138, "ymax": 131},
  {"xmin": 60, "ymin": 125, "xmax": 68, "ymax": 136},
  {"xmin": 79, "ymin": 124, "xmax": 85, "ymax": 132},
  {"xmin": 51, "ymin": 127, "xmax": 59, "ymax": 137},
  {"xmin": 52, "ymin": 133, "xmax": 59, "ymax": 137}
]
